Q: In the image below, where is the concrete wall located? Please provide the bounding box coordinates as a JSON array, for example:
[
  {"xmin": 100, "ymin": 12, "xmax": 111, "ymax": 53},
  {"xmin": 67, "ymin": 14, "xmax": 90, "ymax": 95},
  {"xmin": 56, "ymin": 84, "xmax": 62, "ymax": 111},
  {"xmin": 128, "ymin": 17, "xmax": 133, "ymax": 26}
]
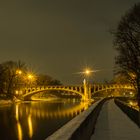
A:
[
  {"xmin": 46, "ymin": 99, "xmax": 107, "ymax": 140},
  {"xmin": 115, "ymin": 99, "xmax": 140, "ymax": 128}
]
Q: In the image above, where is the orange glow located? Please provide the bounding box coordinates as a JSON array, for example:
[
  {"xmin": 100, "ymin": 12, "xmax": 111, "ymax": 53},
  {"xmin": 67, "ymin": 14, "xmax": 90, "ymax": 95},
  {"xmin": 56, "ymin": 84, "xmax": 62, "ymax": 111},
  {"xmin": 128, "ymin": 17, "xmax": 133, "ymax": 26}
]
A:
[
  {"xmin": 28, "ymin": 115, "xmax": 33, "ymax": 138},
  {"xmin": 17, "ymin": 123, "xmax": 23, "ymax": 140},
  {"xmin": 16, "ymin": 70, "xmax": 22, "ymax": 75},
  {"xmin": 28, "ymin": 74, "xmax": 33, "ymax": 79},
  {"xmin": 85, "ymin": 69, "xmax": 90, "ymax": 75}
]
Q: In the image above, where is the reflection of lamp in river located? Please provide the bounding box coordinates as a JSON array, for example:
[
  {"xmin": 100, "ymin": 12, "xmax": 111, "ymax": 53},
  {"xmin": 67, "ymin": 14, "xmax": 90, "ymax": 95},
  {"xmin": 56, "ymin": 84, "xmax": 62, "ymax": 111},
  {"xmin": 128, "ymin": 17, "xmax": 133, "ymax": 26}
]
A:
[
  {"xmin": 15, "ymin": 104, "xmax": 23, "ymax": 140},
  {"xmin": 17, "ymin": 123, "xmax": 22, "ymax": 140},
  {"xmin": 23, "ymin": 101, "xmax": 90, "ymax": 118},
  {"xmin": 15, "ymin": 104, "xmax": 19, "ymax": 121},
  {"xmin": 28, "ymin": 114, "xmax": 33, "ymax": 138}
]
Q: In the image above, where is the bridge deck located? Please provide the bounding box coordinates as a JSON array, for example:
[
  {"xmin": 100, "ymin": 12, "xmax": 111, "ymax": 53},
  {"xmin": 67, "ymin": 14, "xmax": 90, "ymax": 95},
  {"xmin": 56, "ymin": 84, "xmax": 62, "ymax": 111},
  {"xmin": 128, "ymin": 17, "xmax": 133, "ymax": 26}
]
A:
[{"xmin": 90, "ymin": 99, "xmax": 140, "ymax": 140}]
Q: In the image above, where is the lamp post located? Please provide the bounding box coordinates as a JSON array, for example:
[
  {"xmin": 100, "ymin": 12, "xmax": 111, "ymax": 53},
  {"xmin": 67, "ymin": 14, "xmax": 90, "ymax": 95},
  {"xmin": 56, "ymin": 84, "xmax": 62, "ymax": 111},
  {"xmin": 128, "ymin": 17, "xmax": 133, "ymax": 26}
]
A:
[
  {"xmin": 83, "ymin": 69, "xmax": 92, "ymax": 101},
  {"xmin": 27, "ymin": 73, "xmax": 36, "ymax": 89},
  {"xmin": 75, "ymin": 68, "xmax": 98, "ymax": 101},
  {"xmin": 15, "ymin": 69, "xmax": 23, "ymax": 97}
]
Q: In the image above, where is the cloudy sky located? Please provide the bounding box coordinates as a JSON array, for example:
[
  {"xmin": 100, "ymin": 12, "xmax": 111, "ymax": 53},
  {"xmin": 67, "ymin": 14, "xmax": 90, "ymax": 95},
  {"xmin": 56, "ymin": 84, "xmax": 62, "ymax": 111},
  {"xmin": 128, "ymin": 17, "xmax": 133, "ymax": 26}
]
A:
[{"xmin": 0, "ymin": 0, "xmax": 139, "ymax": 84}]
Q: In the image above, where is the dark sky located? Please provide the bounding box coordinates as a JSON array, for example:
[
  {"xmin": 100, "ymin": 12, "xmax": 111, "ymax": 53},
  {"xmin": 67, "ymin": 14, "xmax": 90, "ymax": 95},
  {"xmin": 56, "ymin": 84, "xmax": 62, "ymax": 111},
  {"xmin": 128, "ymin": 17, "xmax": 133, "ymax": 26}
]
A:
[{"xmin": 0, "ymin": 0, "xmax": 139, "ymax": 84}]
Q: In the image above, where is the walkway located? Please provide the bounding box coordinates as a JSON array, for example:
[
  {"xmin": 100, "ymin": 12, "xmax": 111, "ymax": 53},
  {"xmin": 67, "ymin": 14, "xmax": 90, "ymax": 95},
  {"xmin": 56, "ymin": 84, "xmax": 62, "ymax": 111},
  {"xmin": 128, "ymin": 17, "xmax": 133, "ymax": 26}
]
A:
[{"xmin": 91, "ymin": 99, "xmax": 140, "ymax": 140}]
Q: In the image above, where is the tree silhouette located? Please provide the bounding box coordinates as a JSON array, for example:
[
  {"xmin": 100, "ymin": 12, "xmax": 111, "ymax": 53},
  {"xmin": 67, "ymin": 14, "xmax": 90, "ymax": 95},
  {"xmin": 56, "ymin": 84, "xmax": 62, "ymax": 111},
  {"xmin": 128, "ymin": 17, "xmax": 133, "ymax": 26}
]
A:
[
  {"xmin": 113, "ymin": 3, "xmax": 140, "ymax": 107},
  {"xmin": 0, "ymin": 60, "xmax": 27, "ymax": 99}
]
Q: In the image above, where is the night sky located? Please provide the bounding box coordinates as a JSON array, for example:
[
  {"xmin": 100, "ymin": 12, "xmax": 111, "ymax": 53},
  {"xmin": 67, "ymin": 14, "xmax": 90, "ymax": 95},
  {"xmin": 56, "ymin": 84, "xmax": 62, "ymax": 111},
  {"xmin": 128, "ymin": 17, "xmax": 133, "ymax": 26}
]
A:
[{"xmin": 0, "ymin": 0, "xmax": 139, "ymax": 84}]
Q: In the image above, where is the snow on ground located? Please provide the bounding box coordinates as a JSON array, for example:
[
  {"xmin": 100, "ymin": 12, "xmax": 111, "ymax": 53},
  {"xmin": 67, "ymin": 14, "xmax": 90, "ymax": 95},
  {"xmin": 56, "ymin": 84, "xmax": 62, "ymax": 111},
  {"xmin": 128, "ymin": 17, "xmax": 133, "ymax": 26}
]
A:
[
  {"xmin": 0, "ymin": 100, "xmax": 12, "ymax": 106},
  {"xmin": 91, "ymin": 99, "xmax": 140, "ymax": 140}
]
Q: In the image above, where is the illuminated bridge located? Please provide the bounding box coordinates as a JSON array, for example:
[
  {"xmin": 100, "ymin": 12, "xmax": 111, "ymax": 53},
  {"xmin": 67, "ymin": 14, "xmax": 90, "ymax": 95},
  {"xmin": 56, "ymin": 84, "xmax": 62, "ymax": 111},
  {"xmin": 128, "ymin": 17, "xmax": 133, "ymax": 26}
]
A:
[{"xmin": 21, "ymin": 82, "xmax": 135, "ymax": 101}]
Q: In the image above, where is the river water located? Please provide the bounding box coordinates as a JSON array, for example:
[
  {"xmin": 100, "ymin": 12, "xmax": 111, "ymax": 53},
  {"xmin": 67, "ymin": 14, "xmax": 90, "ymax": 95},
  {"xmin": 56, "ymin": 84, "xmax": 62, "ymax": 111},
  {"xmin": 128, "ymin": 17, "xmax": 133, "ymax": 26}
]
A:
[{"xmin": 0, "ymin": 99, "xmax": 89, "ymax": 140}]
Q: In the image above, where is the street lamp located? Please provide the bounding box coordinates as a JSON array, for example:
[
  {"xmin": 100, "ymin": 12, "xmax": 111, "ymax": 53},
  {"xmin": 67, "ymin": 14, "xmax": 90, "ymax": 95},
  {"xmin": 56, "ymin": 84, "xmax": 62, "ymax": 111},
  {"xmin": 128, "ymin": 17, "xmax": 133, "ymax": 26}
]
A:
[
  {"xmin": 75, "ymin": 68, "xmax": 99, "ymax": 101},
  {"xmin": 27, "ymin": 73, "xmax": 36, "ymax": 88},
  {"xmin": 84, "ymin": 69, "xmax": 92, "ymax": 80},
  {"xmin": 83, "ymin": 68, "xmax": 100, "ymax": 101},
  {"xmin": 85, "ymin": 69, "xmax": 91, "ymax": 75},
  {"xmin": 27, "ymin": 74, "xmax": 34, "ymax": 80},
  {"xmin": 16, "ymin": 70, "xmax": 22, "ymax": 75},
  {"xmin": 82, "ymin": 68, "xmax": 93, "ymax": 101},
  {"xmin": 15, "ymin": 69, "xmax": 23, "ymax": 96}
]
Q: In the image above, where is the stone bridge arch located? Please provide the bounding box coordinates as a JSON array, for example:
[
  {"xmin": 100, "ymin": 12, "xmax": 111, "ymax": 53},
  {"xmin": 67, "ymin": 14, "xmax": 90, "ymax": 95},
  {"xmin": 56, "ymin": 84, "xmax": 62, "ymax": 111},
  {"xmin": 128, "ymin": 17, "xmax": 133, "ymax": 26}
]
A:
[
  {"xmin": 21, "ymin": 84, "xmax": 135, "ymax": 101},
  {"xmin": 22, "ymin": 86, "xmax": 84, "ymax": 100},
  {"xmin": 90, "ymin": 84, "xmax": 135, "ymax": 96}
]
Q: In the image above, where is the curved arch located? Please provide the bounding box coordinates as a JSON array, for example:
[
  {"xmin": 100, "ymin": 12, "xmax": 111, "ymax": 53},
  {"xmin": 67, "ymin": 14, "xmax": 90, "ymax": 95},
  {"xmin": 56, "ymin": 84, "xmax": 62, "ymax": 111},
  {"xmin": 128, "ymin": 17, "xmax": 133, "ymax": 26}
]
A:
[
  {"xmin": 92, "ymin": 86, "xmax": 135, "ymax": 94},
  {"xmin": 22, "ymin": 84, "xmax": 135, "ymax": 100},
  {"xmin": 22, "ymin": 87, "xmax": 84, "ymax": 100}
]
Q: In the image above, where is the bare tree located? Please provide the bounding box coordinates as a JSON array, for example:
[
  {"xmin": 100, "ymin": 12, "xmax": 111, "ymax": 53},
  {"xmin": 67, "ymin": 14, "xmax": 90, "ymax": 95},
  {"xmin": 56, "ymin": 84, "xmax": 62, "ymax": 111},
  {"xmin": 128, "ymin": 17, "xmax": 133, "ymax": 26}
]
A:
[
  {"xmin": 113, "ymin": 3, "xmax": 140, "ymax": 107},
  {"xmin": 36, "ymin": 74, "xmax": 62, "ymax": 86},
  {"xmin": 0, "ymin": 60, "xmax": 27, "ymax": 99}
]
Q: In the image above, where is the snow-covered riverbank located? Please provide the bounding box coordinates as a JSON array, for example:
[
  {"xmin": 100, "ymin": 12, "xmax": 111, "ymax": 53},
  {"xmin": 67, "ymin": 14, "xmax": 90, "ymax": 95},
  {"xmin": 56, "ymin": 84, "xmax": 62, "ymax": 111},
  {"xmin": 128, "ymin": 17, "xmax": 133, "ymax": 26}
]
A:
[{"xmin": 0, "ymin": 100, "xmax": 12, "ymax": 106}]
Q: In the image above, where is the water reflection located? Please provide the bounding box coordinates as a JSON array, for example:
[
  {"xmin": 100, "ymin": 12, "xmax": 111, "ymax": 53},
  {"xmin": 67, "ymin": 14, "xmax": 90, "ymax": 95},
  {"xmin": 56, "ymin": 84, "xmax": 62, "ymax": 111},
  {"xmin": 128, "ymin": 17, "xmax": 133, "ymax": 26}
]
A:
[
  {"xmin": 0, "ymin": 99, "xmax": 91, "ymax": 140},
  {"xmin": 17, "ymin": 122, "xmax": 22, "ymax": 140},
  {"xmin": 27, "ymin": 115, "xmax": 33, "ymax": 138},
  {"xmin": 15, "ymin": 101, "xmax": 90, "ymax": 119},
  {"xmin": 15, "ymin": 104, "xmax": 22, "ymax": 140}
]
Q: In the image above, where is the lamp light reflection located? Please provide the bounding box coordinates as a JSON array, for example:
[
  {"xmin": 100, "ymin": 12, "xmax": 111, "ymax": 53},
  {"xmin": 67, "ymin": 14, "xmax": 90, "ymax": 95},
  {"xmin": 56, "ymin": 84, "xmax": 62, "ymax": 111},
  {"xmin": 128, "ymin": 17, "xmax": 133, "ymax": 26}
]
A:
[
  {"xmin": 15, "ymin": 104, "xmax": 23, "ymax": 140},
  {"xmin": 28, "ymin": 115, "xmax": 33, "ymax": 138},
  {"xmin": 17, "ymin": 123, "xmax": 23, "ymax": 140}
]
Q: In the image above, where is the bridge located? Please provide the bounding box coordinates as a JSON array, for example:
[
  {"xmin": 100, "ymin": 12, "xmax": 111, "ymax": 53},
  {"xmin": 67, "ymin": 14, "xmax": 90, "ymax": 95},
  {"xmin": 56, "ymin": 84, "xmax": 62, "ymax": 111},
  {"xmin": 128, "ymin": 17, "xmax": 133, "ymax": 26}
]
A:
[{"xmin": 20, "ymin": 80, "xmax": 135, "ymax": 101}]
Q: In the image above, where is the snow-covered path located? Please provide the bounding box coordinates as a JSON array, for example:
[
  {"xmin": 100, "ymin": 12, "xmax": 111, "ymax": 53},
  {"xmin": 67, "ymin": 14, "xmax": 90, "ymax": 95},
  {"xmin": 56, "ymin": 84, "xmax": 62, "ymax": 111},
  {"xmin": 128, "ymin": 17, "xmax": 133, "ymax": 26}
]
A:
[{"xmin": 91, "ymin": 99, "xmax": 140, "ymax": 140}]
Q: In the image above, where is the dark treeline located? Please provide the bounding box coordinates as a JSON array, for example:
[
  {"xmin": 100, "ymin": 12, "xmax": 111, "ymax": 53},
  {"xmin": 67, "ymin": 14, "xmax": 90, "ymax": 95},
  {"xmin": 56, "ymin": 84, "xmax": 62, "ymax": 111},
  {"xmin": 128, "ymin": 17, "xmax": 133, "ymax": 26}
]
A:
[
  {"xmin": 112, "ymin": 3, "xmax": 140, "ymax": 106},
  {"xmin": 0, "ymin": 60, "xmax": 62, "ymax": 100}
]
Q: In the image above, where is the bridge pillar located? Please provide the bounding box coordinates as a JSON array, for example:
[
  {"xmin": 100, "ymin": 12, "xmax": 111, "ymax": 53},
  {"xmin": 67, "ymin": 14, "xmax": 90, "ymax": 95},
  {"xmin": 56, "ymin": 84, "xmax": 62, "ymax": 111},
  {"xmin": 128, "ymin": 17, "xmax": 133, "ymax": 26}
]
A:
[
  {"xmin": 93, "ymin": 85, "xmax": 96, "ymax": 92},
  {"xmin": 88, "ymin": 85, "xmax": 91, "ymax": 100},
  {"xmin": 83, "ymin": 79, "xmax": 89, "ymax": 101}
]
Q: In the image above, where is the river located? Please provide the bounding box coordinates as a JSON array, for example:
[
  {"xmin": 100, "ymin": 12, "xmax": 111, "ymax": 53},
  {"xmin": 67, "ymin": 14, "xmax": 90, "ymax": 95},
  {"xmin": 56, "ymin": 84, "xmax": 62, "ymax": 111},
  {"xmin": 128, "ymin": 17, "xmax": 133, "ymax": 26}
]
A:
[{"xmin": 0, "ymin": 99, "xmax": 89, "ymax": 140}]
